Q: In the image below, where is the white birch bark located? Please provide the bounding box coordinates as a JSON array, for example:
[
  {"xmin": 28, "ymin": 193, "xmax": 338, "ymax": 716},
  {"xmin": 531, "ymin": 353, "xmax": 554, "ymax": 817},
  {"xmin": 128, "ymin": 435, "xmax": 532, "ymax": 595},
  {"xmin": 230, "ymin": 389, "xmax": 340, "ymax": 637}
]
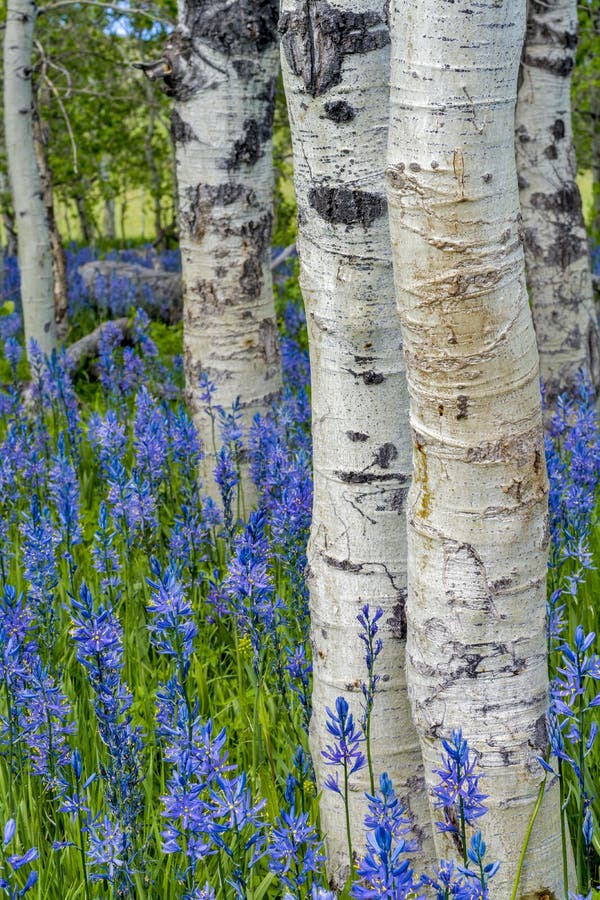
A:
[
  {"xmin": 143, "ymin": 1, "xmax": 282, "ymax": 496},
  {"xmin": 387, "ymin": 1, "xmax": 564, "ymax": 896},
  {"xmin": 516, "ymin": 0, "xmax": 600, "ymax": 410},
  {"xmin": 3, "ymin": 0, "xmax": 55, "ymax": 355},
  {"xmin": 280, "ymin": 0, "xmax": 434, "ymax": 884}
]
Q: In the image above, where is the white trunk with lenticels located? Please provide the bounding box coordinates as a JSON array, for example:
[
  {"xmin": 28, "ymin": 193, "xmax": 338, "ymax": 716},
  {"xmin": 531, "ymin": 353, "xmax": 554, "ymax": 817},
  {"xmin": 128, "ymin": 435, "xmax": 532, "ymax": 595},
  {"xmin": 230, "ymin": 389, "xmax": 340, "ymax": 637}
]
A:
[
  {"xmin": 3, "ymin": 0, "xmax": 55, "ymax": 355},
  {"xmin": 516, "ymin": 0, "xmax": 600, "ymax": 411},
  {"xmin": 147, "ymin": 1, "xmax": 282, "ymax": 497},
  {"xmin": 280, "ymin": 0, "xmax": 434, "ymax": 884},
  {"xmin": 387, "ymin": 1, "xmax": 564, "ymax": 896}
]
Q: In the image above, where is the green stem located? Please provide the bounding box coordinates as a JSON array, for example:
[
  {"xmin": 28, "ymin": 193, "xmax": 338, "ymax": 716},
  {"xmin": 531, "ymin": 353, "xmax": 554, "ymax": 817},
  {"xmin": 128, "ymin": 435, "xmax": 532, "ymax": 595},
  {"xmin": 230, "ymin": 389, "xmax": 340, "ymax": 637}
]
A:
[
  {"xmin": 459, "ymin": 795, "xmax": 467, "ymax": 867},
  {"xmin": 365, "ymin": 711, "xmax": 375, "ymax": 796},
  {"xmin": 509, "ymin": 773, "xmax": 547, "ymax": 900},
  {"xmin": 343, "ymin": 757, "xmax": 353, "ymax": 877}
]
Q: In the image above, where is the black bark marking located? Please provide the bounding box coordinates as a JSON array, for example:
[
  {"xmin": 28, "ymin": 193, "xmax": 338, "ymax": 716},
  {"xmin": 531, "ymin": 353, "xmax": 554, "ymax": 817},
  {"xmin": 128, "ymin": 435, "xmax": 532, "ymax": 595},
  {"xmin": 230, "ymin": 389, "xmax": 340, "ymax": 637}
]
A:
[
  {"xmin": 225, "ymin": 76, "xmax": 277, "ymax": 169},
  {"xmin": 157, "ymin": 31, "xmax": 216, "ymax": 101},
  {"xmin": 182, "ymin": 182, "xmax": 248, "ymax": 241},
  {"xmin": 335, "ymin": 470, "xmax": 408, "ymax": 485},
  {"xmin": 387, "ymin": 593, "xmax": 407, "ymax": 640},
  {"xmin": 228, "ymin": 119, "xmax": 263, "ymax": 168},
  {"xmin": 550, "ymin": 118, "xmax": 565, "ymax": 140},
  {"xmin": 346, "ymin": 430, "xmax": 369, "ymax": 442},
  {"xmin": 387, "ymin": 488, "xmax": 407, "ymax": 513},
  {"xmin": 527, "ymin": 181, "xmax": 589, "ymax": 268},
  {"xmin": 259, "ymin": 317, "xmax": 281, "ymax": 366},
  {"xmin": 522, "ymin": 51, "xmax": 574, "ymax": 78},
  {"xmin": 362, "ymin": 369, "xmax": 385, "ymax": 385},
  {"xmin": 187, "ymin": 0, "xmax": 279, "ymax": 54},
  {"xmin": 308, "ymin": 185, "xmax": 386, "ymax": 227},
  {"xmin": 321, "ymin": 553, "xmax": 362, "ymax": 572},
  {"xmin": 374, "ymin": 442, "xmax": 398, "ymax": 469},
  {"xmin": 544, "ymin": 143, "xmax": 558, "ymax": 160},
  {"xmin": 279, "ymin": 0, "xmax": 389, "ymax": 97},
  {"xmin": 231, "ymin": 58, "xmax": 259, "ymax": 79},
  {"xmin": 239, "ymin": 212, "xmax": 273, "ymax": 299},
  {"xmin": 456, "ymin": 394, "xmax": 468, "ymax": 420},
  {"xmin": 323, "ymin": 99, "xmax": 356, "ymax": 122},
  {"xmin": 170, "ymin": 109, "xmax": 196, "ymax": 144}
]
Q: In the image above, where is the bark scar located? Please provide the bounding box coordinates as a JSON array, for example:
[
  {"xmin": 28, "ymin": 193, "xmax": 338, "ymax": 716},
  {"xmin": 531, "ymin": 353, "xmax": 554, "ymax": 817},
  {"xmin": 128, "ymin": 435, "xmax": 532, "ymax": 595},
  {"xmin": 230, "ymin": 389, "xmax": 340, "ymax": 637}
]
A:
[{"xmin": 452, "ymin": 149, "xmax": 465, "ymax": 200}]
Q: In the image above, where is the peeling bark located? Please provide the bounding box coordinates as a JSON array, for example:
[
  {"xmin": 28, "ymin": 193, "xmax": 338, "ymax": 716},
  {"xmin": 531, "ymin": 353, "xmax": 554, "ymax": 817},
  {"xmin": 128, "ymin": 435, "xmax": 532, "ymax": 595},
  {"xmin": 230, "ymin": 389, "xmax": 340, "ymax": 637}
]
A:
[
  {"xmin": 280, "ymin": 0, "xmax": 434, "ymax": 885},
  {"xmin": 516, "ymin": 0, "xmax": 600, "ymax": 411},
  {"xmin": 387, "ymin": 0, "xmax": 563, "ymax": 895},
  {"xmin": 3, "ymin": 0, "xmax": 55, "ymax": 355},
  {"xmin": 144, "ymin": 0, "xmax": 282, "ymax": 498}
]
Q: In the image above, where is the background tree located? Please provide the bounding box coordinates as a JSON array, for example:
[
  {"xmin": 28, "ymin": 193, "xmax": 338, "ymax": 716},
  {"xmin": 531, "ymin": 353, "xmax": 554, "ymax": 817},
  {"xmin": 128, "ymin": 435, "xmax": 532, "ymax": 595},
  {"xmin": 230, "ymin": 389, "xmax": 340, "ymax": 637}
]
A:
[
  {"xmin": 142, "ymin": 0, "xmax": 283, "ymax": 497},
  {"xmin": 516, "ymin": 0, "xmax": 600, "ymax": 409},
  {"xmin": 3, "ymin": 0, "xmax": 56, "ymax": 353},
  {"xmin": 573, "ymin": 0, "xmax": 600, "ymax": 240},
  {"xmin": 386, "ymin": 0, "xmax": 564, "ymax": 893}
]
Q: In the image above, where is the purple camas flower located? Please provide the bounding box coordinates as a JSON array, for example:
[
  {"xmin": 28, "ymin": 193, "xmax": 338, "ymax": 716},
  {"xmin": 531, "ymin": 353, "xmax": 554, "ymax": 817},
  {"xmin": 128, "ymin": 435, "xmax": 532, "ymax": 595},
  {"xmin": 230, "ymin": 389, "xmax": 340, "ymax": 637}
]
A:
[
  {"xmin": 267, "ymin": 805, "xmax": 325, "ymax": 897},
  {"xmin": 70, "ymin": 583, "xmax": 144, "ymax": 869},
  {"xmin": 285, "ymin": 643, "xmax": 312, "ymax": 730},
  {"xmin": 20, "ymin": 496, "xmax": 59, "ymax": 649},
  {"xmin": 147, "ymin": 558, "xmax": 197, "ymax": 668},
  {"xmin": 0, "ymin": 819, "xmax": 38, "ymax": 897},
  {"xmin": 49, "ymin": 431, "xmax": 83, "ymax": 559},
  {"xmin": 18, "ymin": 659, "xmax": 75, "ymax": 788},
  {"xmin": 134, "ymin": 387, "xmax": 169, "ymax": 488},
  {"xmin": 222, "ymin": 508, "xmax": 283, "ymax": 673},
  {"xmin": 432, "ymin": 729, "xmax": 488, "ymax": 854},
  {"xmin": 169, "ymin": 503, "xmax": 210, "ymax": 578},
  {"xmin": 322, "ymin": 696, "xmax": 366, "ymax": 794},
  {"xmin": 91, "ymin": 502, "xmax": 121, "ymax": 597},
  {"xmin": 351, "ymin": 826, "xmax": 421, "ymax": 899},
  {"xmin": 214, "ymin": 446, "xmax": 238, "ymax": 538},
  {"xmin": 364, "ymin": 773, "xmax": 416, "ymax": 849},
  {"xmin": 97, "ymin": 321, "xmax": 126, "ymax": 399},
  {"xmin": 457, "ymin": 831, "xmax": 500, "ymax": 899},
  {"xmin": 88, "ymin": 410, "xmax": 128, "ymax": 474}
]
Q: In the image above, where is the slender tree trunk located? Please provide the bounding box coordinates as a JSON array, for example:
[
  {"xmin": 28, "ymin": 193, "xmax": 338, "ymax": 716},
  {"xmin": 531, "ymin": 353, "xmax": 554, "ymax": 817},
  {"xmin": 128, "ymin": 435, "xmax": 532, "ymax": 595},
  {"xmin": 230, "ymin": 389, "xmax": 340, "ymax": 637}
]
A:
[
  {"xmin": 516, "ymin": 0, "xmax": 600, "ymax": 411},
  {"xmin": 280, "ymin": 0, "xmax": 433, "ymax": 884},
  {"xmin": 103, "ymin": 197, "xmax": 116, "ymax": 241},
  {"xmin": 143, "ymin": 82, "xmax": 165, "ymax": 248},
  {"xmin": 592, "ymin": 80, "xmax": 600, "ymax": 241},
  {"xmin": 32, "ymin": 101, "xmax": 68, "ymax": 338},
  {"xmin": 0, "ymin": 171, "xmax": 18, "ymax": 257},
  {"xmin": 387, "ymin": 0, "xmax": 563, "ymax": 896},
  {"xmin": 3, "ymin": 0, "xmax": 55, "ymax": 355},
  {"xmin": 75, "ymin": 191, "xmax": 94, "ymax": 246},
  {"xmin": 100, "ymin": 157, "xmax": 117, "ymax": 242},
  {"xmin": 145, "ymin": 0, "xmax": 282, "ymax": 498}
]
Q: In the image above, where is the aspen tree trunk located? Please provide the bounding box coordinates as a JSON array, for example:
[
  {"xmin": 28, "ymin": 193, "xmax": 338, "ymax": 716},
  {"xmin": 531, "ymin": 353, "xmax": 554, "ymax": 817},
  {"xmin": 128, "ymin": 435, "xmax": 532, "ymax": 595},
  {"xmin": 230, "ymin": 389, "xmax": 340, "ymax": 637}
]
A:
[
  {"xmin": 3, "ymin": 0, "xmax": 55, "ymax": 355},
  {"xmin": 591, "ymin": 72, "xmax": 600, "ymax": 241},
  {"xmin": 516, "ymin": 0, "xmax": 600, "ymax": 410},
  {"xmin": 75, "ymin": 191, "xmax": 94, "ymax": 246},
  {"xmin": 280, "ymin": 0, "xmax": 433, "ymax": 883},
  {"xmin": 0, "ymin": 171, "xmax": 18, "ymax": 257},
  {"xmin": 387, "ymin": 1, "xmax": 564, "ymax": 896},
  {"xmin": 142, "ymin": 84, "xmax": 165, "ymax": 248},
  {"xmin": 32, "ymin": 104, "xmax": 68, "ymax": 337},
  {"xmin": 144, "ymin": 0, "xmax": 282, "ymax": 497}
]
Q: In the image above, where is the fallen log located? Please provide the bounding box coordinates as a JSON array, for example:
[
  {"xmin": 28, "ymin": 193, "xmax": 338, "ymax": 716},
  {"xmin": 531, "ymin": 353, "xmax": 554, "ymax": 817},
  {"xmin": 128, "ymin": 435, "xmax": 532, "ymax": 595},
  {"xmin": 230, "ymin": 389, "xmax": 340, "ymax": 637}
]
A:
[
  {"xmin": 66, "ymin": 317, "xmax": 131, "ymax": 367},
  {"xmin": 78, "ymin": 260, "xmax": 182, "ymax": 324}
]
